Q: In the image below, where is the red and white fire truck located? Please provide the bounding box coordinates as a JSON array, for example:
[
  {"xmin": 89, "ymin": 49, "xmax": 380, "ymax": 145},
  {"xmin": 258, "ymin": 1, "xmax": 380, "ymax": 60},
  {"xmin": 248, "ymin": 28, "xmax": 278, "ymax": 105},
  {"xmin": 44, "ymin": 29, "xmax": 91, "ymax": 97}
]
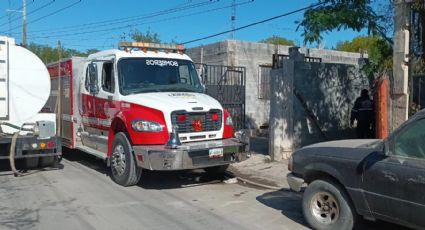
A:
[{"xmin": 44, "ymin": 42, "xmax": 248, "ymax": 186}]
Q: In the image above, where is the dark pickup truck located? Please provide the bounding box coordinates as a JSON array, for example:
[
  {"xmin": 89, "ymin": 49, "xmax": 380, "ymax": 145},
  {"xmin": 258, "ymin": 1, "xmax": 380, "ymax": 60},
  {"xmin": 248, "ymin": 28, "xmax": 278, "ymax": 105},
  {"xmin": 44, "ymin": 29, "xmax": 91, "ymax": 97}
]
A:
[{"xmin": 287, "ymin": 110, "xmax": 425, "ymax": 230}]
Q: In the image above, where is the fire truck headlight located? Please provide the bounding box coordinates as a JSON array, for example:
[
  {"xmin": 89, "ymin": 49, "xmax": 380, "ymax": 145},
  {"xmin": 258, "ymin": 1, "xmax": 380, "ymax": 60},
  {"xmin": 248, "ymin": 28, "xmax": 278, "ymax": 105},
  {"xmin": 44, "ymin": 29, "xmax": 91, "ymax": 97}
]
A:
[{"xmin": 132, "ymin": 120, "xmax": 163, "ymax": 132}]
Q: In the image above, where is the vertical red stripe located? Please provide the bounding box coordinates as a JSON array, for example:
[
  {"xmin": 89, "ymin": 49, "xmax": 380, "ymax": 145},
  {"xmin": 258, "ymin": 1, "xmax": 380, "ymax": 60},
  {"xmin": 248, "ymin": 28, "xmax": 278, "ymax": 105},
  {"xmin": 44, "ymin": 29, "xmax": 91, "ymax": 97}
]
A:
[
  {"xmin": 68, "ymin": 59, "xmax": 75, "ymax": 148},
  {"xmin": 223, "ymin": 109, "xmax": 234, "ymax": 138}
]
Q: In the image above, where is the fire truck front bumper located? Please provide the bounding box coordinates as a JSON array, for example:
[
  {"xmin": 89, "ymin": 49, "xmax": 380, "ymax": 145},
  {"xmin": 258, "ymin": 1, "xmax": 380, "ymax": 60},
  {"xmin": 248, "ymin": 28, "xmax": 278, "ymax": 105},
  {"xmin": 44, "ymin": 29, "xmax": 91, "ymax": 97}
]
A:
[{"xmin": 132, "ymin": 138, "xmax": 248, "ymax": 170}]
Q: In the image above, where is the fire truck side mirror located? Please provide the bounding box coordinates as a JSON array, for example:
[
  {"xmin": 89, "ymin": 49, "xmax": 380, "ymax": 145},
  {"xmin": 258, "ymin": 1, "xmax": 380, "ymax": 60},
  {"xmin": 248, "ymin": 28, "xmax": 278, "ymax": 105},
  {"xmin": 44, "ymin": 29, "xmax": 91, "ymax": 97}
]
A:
[
  {"xmin": 88, "ymin": 63, "xmax": 99, "ymax": 95},
  {"xmin": 197, "ymin": 66, "xmax": 207, "ymax": 93}
]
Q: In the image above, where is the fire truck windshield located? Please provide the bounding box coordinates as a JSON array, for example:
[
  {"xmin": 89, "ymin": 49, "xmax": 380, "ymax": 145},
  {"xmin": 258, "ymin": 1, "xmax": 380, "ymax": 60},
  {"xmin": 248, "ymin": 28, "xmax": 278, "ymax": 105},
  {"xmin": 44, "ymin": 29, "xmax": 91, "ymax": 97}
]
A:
[{"xmin": 118, "ymin": 58, "xmax": 204, "ymax": 95}]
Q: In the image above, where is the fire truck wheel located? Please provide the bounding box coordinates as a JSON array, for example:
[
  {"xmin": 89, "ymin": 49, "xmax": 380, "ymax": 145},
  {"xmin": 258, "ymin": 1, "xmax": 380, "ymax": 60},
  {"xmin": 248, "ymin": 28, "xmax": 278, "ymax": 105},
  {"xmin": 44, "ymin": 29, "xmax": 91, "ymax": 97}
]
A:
[{"xmin": 110, "ymin": 132, "xmax": 142, "ymax": 186}]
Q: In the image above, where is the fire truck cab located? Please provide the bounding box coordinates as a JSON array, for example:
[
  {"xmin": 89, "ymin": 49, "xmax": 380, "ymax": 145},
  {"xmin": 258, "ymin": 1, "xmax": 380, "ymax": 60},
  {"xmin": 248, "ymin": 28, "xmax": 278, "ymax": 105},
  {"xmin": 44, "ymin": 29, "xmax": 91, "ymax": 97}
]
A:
[{"xmin": 45, "ymin": 42, "xmax": 248, "ymax": 186}]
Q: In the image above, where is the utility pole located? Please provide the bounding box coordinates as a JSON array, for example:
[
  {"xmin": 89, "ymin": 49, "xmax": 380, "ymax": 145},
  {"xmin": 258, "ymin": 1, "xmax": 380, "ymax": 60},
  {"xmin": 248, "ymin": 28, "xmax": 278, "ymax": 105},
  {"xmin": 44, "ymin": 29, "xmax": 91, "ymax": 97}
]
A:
[
  {"xmin": 7, "ymin": 0, "xmax": 11, "ymax": 36},
  {"xmin": 22, "ymin": 0, "xmax": 27, "ymax": 47}
]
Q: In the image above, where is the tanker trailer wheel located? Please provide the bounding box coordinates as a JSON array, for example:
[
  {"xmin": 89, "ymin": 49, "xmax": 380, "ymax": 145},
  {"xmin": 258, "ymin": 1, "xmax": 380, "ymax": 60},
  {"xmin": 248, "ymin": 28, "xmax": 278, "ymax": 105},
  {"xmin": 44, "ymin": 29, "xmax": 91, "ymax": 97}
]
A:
[
  {"xmin": 39, "ymin": 157, "xmax": 54, "ymax": 167},
  {"xmin": 24, "ymin": 157, "xmax": 39, "ymax": 169},
  {"xmin": 39, "ymin": 150, "xmax": 58, "ymax": 167},
  {"xmin": 110, "ymin": 132, "xmax": 142, "ymax": 186}
]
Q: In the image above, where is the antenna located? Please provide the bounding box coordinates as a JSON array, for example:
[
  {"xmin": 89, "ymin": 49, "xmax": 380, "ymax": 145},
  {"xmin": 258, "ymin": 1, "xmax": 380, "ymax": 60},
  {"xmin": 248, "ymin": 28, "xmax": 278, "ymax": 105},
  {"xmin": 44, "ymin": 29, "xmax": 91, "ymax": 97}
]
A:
[{"xmin": 230, "ymin": 0, "xmax": 236, "ymax": 39}]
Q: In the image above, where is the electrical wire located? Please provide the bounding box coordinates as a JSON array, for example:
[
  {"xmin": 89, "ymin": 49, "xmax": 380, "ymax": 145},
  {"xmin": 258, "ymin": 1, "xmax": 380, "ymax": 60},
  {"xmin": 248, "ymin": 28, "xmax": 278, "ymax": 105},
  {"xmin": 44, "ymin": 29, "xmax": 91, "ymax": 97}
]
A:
[
  {"xmin": 7, "ymin": 0, "xmax": 81, "ymax": 32},
  {"xmin": 28, "ymin": 0, "xmax": 254, "ymax": 39},
  {"xmin": 0, "ymin": 0, "xmax": 36, "ymax": 21},
  {"xmin": 24, "ymin": 0, "xmax": 218, "ymax": 36},
  {"xmin": 182, "ymin": 2, "xmax": 325, "ymax": 44},
  {"xmin": 0, "ymin": 0, "xmax": 56, "ymax": 28}
]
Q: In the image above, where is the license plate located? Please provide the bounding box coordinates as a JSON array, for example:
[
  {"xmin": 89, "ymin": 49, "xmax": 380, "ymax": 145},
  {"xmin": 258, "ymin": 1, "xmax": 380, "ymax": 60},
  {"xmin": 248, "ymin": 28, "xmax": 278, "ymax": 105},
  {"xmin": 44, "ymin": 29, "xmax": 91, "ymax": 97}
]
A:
[{"xmin": 209, "ymin": 148, "xmax": 224, "ymax": 158}]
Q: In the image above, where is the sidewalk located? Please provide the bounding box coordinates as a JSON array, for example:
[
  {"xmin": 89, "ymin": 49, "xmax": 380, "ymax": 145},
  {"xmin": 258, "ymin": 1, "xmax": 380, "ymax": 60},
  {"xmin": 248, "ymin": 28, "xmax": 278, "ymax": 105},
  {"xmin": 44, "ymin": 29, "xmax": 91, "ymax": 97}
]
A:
[{"xmin": 228, "ymin": 153, "xmax": 290, "ymax": 190}]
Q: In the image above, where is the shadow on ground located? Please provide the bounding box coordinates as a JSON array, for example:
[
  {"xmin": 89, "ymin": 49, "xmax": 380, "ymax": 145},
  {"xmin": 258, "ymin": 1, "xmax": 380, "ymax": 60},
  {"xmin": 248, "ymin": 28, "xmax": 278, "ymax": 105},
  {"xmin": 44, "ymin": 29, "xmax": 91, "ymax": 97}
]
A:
[
  {"xmin": 256, "ymin": 189, "xmax": 413, "ymax": 230},
  {"xmin": 0, "ymin": 157, "xmax": 64, "ymax": 177},
  {"xmin": 62, "ymin": 148, "xmax": 229, "ymax": 190},
  {"xmin": 256, "ymin": 189, "xmax": 307, "ymax": 227}
]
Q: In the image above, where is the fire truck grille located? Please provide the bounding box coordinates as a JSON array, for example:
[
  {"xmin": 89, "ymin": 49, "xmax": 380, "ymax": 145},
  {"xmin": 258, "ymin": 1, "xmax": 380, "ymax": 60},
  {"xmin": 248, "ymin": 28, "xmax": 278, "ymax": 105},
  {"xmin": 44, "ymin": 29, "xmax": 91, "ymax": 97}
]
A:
[{"xmin": 171, "ymin": 110, "xmax": 222, "ymax": 133}]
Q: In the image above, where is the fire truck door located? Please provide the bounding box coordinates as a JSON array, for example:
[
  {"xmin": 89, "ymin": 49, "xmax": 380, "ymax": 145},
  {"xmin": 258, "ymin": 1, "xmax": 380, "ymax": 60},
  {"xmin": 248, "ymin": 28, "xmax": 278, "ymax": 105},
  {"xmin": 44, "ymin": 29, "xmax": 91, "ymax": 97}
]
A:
[
  {"xmin": 80, "ymin": 62, "xmax": 100, "ymax": 150},
  {"xmin": 92, "ymin": 60, "xmax": 117, "ymax": 155}
]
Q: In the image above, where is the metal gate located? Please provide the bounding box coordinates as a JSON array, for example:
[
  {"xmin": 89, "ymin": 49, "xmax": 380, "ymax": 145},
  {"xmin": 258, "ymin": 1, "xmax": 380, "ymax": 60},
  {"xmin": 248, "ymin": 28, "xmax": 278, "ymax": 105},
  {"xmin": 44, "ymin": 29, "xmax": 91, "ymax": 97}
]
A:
[
  {"xmin": 412, "ymin": 75, "xmax": 425, "ymax": 113},
  {"xmin": 410, "ymin": 5, "xmax": 425, "ymax": 115},
  {"xmin": 197, "ymin": 64, "xmax": 246, "ymax": 131}
]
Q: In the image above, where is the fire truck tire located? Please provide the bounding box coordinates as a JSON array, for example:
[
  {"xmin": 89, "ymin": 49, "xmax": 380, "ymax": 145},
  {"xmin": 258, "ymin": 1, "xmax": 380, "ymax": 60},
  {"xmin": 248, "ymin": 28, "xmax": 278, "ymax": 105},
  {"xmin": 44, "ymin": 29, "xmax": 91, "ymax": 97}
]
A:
[{"xmin": 110, "ymin": 132, "xmax": 142, "ymax": 186}]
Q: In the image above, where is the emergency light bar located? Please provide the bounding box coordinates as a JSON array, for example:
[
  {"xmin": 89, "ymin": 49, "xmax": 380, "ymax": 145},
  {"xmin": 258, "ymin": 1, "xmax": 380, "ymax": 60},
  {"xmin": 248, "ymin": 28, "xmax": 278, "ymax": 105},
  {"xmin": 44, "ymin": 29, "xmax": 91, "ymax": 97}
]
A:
[{"xmin": 119, "ymin": 42, "xmax": 185, "ymax": 54}]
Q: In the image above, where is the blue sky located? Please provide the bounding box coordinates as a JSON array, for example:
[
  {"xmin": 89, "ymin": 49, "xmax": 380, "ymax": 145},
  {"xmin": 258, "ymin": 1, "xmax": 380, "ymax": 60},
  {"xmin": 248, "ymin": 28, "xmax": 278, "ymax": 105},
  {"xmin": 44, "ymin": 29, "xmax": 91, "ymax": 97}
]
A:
[{"xmin": 0, "ymin": 0, "xmax": 368, "ymax": 51}]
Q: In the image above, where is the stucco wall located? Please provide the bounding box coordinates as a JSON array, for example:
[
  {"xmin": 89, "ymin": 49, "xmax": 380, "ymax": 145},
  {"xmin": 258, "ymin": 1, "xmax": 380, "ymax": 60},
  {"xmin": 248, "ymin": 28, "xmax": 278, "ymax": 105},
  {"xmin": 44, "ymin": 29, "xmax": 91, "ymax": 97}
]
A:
[{"xmin": 269, "ymin": 57, "xmax": 369, "ymax": 160}]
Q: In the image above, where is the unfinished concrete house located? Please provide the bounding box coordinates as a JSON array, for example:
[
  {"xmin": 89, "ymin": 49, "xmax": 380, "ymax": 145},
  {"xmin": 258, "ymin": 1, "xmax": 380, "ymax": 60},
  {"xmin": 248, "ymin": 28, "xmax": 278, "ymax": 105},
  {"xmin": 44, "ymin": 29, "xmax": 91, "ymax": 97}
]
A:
[{"xmin": 187, "ymin": 40, "xmax": 370, "ymax": 158}]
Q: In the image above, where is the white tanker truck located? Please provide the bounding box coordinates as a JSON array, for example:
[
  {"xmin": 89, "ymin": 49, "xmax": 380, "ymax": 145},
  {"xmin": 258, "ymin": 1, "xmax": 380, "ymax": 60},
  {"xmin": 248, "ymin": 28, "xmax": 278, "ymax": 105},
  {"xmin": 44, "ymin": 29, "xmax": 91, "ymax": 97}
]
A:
[{"xmin": 0, "ymin": 36, "xmax": 61, "ymax": 175}]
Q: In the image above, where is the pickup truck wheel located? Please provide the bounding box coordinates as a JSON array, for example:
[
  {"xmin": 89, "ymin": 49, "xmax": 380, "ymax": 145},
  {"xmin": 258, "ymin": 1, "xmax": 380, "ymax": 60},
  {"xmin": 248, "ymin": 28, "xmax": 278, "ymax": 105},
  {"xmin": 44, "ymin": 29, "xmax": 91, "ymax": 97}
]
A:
[
  {"xmin": 204, "ymin": 165, "xmax": 229, "ymax": 174},
  {"xmin": 302, "ymin": 180, "xmax": 356, "ymax": 230},
  {"xmin": 110, "ymin": 132, "xmax": 142, "ymax": 186}
]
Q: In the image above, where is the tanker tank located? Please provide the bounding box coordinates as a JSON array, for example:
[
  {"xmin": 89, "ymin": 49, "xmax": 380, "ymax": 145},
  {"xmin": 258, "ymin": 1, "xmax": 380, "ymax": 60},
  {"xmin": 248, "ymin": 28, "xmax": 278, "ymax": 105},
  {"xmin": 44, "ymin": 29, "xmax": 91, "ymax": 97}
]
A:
[{"xmin": 0, "ymin": 36, "xmax": 52, "ymax": 132}]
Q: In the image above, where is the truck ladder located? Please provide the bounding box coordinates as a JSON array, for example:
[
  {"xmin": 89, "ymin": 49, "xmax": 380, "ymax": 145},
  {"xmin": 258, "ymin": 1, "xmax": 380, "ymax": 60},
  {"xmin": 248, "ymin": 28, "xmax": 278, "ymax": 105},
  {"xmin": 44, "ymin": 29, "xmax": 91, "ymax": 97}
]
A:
[{"xmin": 0, "ymin": 37, "xmax": 9, "ymax": 121}]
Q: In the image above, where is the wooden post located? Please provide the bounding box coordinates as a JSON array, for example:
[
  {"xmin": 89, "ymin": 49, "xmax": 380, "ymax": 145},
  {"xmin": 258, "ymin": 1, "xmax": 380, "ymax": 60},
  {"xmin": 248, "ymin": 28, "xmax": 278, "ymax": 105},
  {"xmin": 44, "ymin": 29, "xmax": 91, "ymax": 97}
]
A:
[{"xmin": 375, "ymin": 79, "xmax": 389, "ymax": 139}]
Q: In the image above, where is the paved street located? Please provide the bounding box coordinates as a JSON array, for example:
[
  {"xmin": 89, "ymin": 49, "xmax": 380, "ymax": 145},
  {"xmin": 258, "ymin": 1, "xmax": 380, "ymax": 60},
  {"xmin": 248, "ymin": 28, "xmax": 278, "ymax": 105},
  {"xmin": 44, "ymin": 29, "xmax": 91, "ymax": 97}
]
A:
[{"xmin": 0, "ymin": 151, "xmax": 410, "ymax": 230}]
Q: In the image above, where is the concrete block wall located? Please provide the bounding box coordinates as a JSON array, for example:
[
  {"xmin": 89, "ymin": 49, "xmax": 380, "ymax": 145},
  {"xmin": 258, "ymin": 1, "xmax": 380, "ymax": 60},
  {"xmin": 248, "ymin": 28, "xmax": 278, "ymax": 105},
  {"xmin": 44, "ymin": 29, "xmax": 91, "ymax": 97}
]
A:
[
  {"xmin": 186, "ymin": 41, "xmax": 230, "ymax": 66},
  {"xmin": 269, "ymin": 64, "xmax": 295, "ymax": 161},
  {"xmin": 187, "ymin": 40, "xmax": 366, "ymax": 131},
  {"xmin": 292, "ymin": 62, "xmax": 369, "ymax": 148},
  {"xmin": 269, "ymin": 58, "xmax": 369, "ymax": 160}
]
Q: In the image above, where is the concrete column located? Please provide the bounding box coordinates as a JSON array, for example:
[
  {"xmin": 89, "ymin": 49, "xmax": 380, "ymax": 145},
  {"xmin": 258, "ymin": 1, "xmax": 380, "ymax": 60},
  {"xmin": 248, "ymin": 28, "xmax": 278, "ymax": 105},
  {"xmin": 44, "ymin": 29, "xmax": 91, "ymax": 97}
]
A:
[
  {"xmin": 391, "ymin": 0, "xmax": 412, "ymax": 130},
  {"xmin": 269, "ymin": 60, "xmax": 294, "ymax": 161}
]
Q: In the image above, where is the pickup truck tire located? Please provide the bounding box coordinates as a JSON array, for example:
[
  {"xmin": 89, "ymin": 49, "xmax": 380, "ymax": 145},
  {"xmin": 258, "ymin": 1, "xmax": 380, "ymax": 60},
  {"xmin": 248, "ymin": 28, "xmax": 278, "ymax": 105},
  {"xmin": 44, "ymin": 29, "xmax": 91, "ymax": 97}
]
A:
[
  {"xmin": 302, "ymin": 179, "xmax": 356, "ymax": 230},
  {"xmin": 110, "ymin": 132, "xmax": 142, "ymax": 187},
  {"xmin": 204, "ymin": 165, "xmax": 229, "ymax": 174}
]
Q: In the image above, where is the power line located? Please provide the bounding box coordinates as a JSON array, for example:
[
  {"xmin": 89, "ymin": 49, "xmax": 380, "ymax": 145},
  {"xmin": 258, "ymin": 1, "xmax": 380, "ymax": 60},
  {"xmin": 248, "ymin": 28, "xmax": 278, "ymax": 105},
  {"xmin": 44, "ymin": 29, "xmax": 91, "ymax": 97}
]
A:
[
  {"xmin": 8, "ymin": 0, "xmax": 81, "ymax": 32},
  {"xmin": 182, "ymin": 2, "xmax": 325, "ymax": 44},
  {"xmin": 24, "ymin": 0, "xmax": 218, "ymax": 36},
  {"xmin": 0, "ymin": 0, "xmax": 56, "ymax": 28},
  {"xmin": 28, "ymin": 0, "xmax": 254, "ymax": 39},
  {"xmin": 0, "ymin": 0, "xmax": 35, "ymax": 21}
]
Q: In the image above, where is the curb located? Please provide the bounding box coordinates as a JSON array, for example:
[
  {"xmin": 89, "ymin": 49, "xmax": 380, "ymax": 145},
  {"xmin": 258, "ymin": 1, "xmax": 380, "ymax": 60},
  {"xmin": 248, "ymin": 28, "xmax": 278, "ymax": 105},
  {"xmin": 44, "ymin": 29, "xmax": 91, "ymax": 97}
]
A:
[{"xmin": 225, "ymin": 171, "xmax": 283, "ymax": 190}]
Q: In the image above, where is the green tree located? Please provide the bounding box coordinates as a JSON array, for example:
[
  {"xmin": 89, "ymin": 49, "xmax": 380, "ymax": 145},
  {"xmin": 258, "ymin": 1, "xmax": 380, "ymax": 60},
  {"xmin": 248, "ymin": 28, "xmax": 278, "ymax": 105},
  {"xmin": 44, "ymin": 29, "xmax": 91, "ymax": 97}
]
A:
[
  {"xmin": 298, "ymin": 0, "xmax": 392, "ymax": 45},
  {"xmin": 27, "ymin": 43, "xmax": 96, "ymax": 64},
  {"xmin": 336, "ymin": 36, "xmax": 393, "ymax": 77},
  {"xmin": 85, "ymin": 48, "xmax": 100, "ymax": 55},
  {"xmin": 130, "ymin": 29, "xmax": 161, "ymax": 43},
  {"xmin": 260, "ymin": 36, "xmax": 295, "ymax": 46}
]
